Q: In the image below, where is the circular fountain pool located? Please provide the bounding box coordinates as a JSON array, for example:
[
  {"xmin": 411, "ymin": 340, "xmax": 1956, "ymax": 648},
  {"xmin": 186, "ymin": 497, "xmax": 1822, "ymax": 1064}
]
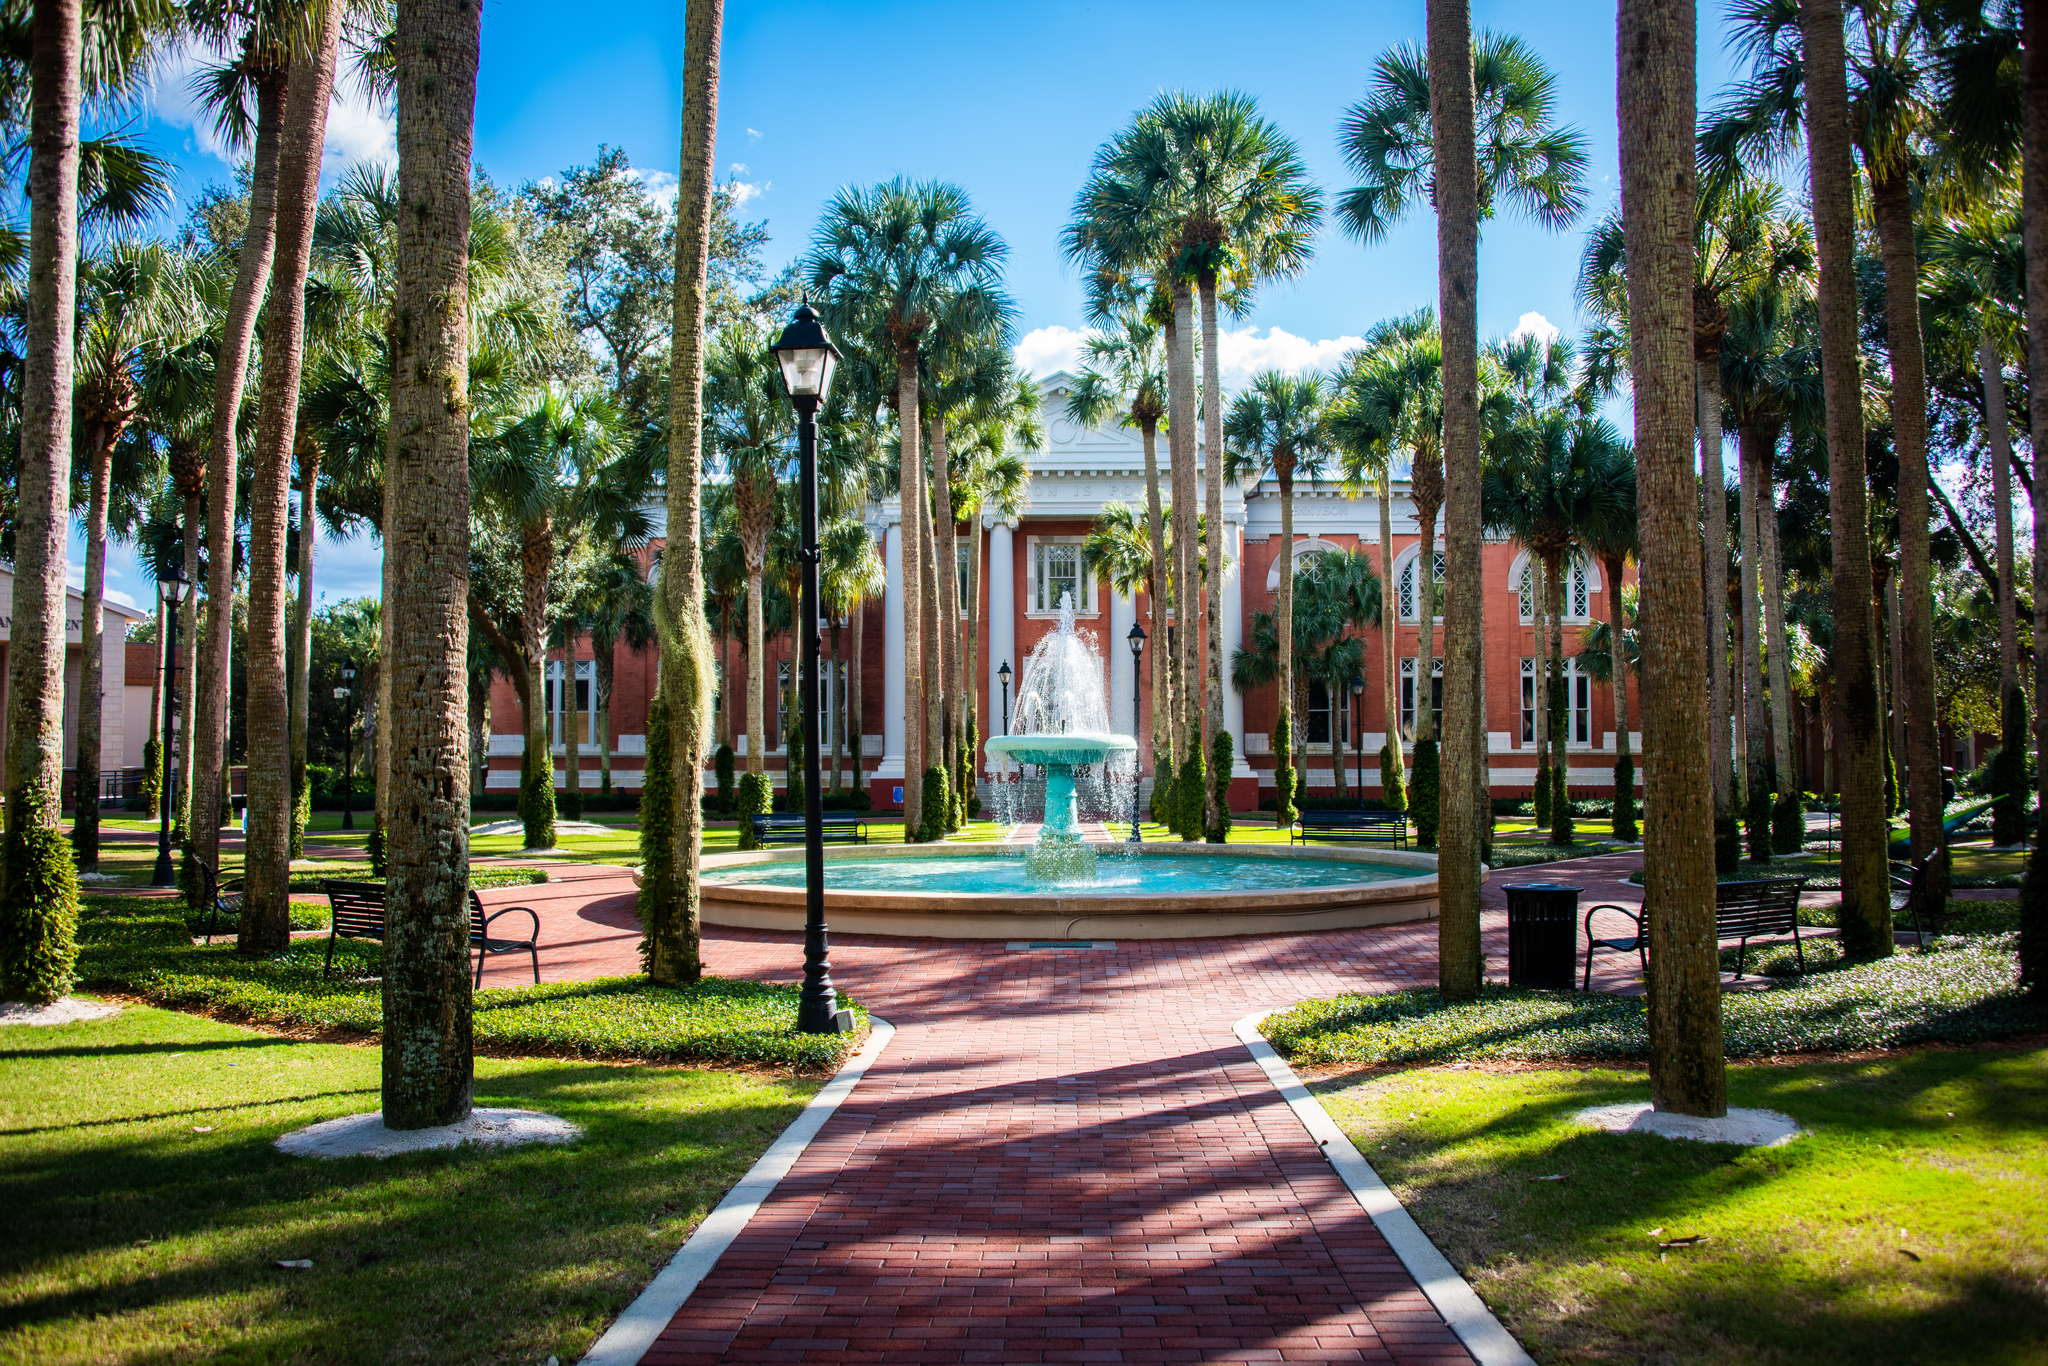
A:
[{"xmin": 695, "ymin": 842, "xmax": 1439, "ymax": 940}]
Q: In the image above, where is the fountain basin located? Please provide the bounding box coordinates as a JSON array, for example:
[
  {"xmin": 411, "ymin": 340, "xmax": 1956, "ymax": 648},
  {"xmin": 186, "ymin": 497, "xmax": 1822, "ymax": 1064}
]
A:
[
  {"xmin": 693, "ymin": 841, "xmax": 1439, "ymax": 940},
  {"xmin": 983, "ymin": 732, "xmax": 1136, "ymax": 768}
]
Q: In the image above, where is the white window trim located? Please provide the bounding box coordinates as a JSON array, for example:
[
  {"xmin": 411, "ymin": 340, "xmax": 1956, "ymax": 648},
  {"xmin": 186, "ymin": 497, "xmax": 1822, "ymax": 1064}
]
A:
[
  {"xmin": 1519, "ymin": 656, "xmax": 1595, "ymax": 749},
  {"xmin": 546, "ymin": 659, "xmax": 598, "ymax": 752},
  {"xmin": 1025, "ymin": 535, "xmax": 1098, "ymax": 618},
  {"xmin": 1399, "ymin": 656, "xmax": 1445, "ymax": 735},
  {"xmin": 772, "ymin": 658, "xmax": 849, "ymax": 752},
  {"xmin": 1510, "ymin": 550, "xmax": 1600, "ymax": 626},
  {"xmin": 1264, "ymin": 536, "xmax": 1347, "ymax": 592},
  {"xmin": 1393, "ymin": 544, "xmax": 1448, "ymax": 624}
]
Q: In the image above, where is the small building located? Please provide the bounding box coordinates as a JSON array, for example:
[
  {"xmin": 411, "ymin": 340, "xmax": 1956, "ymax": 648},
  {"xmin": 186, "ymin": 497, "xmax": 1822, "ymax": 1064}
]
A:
[{"xmin": 0, "ymin": 565, "xmax": 151, "ymax": 801}]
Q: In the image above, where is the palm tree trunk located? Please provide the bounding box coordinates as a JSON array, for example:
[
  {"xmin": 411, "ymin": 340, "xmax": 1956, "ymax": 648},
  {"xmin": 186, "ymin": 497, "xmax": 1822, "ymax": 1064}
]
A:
[
  {"xmin": 1415, "ymin": 503, "xmax": 1439, "ymax": 744},
  {"xmin": 1141, "ymin": 418, "xmax": 1168, "ymax": 768},
  {"xmin": 1984, "ymin": 333, "xmax": 2024, "ymax": 846},
  {"xmin": 1601, "ymin": 550, "xmax": 1634, "ymax": 832},
  {"xmin": 829, "ymin": 620, "xmax": 845, "ymax": 794},
  {"xmin": 596, "ymin": 649, "xmax": 615, "ymax": 795},
  {"xmin": 919, "ymin": 471, "xmax": 945, "ymax": 823},
  {"xmin": 71, "ymin": 425, "xmax": 115, "ymax": 873},
  {"xmin": 1738, "ymin": 423, "xmax": 1771, "ymax": 857},
  {"xmin": 745, "ymin": 564, "xmax": 766, "ymax": 776},
  {"xmin": 289, "ymin": 436, "xmax": 320, "ymax": 859},
  {"xmin": 563, "ymin": 641, "xmax": 583, "ymax": 815},
  {"xmin": 519, "ymin": 521, "xmax": 556, "ymax": 850},
  {"xmin": 383, "ymin": 0, "xmax": 480, "ymax": 1130},
  {"xmin": 1802, "ymin": 0, "xmax": 1890, "ymax": 957},
  {"xmin": 963, "ymin": 521, "xmax": 981, "ymax": 810},
  {"xmin": 1621, "ymin": 0, "xmax": 1726, "ymax": 1116},
  {"xmin": 1429, "ymin": 0, "xmax": 1484, "ymax": 998},
  {"xmin": 1199, "ymin": 276, "xmax": 1227, "ymax": 832},
  {"xmin": 1871, "ymin": 165, "xmax": 1948, "ymax": 913},
  {"xmin": 174, "ymin": 493, "xmax": 202, "ymax": 840},
  {"xmin": 895, "ymin": 346, "xmax": 925, "ymax": 839},
  {"xmin": 241, "ymin": 13, "xmax": 337, "ymax": 950},
  {"xmin": 849, "ymin": 603, "xmax": 866, "ymax": 794},
  {"xmin": 1757, "ymin": 433, "xmax": 1798, "ymax": 827},
  {"xmin": 1276, "ymin": 459, "xmax": 1297, "ymax": 817},
  {"xmin": 1546, "ymin": 551, "xmax": 1569, "ymax": 832},
  {"xmin": 2021, "ymin": 0, "xmax": 2048, "ymax": 1002},
  {"xmin": 191, "ymin": 70, "xmax": 287, "ymax": 908},
  {"xmin": 928, "ymin": 412, "xmax": 962, "ymax": 818},
  {"xmin": 1697, "ymin": 357, "xmax": 1735, "ymax": 863},
  {"xmin": 1378, "ymin": 475, "xmax": 1403, "ymax": 789},
  {"xmin": 1168, "ymin": 287, "xmax": 1199, "ymax": 775},
  {"xmin": 1532, "ymin": 563, "xmax": 1550, "ymax": 790}
]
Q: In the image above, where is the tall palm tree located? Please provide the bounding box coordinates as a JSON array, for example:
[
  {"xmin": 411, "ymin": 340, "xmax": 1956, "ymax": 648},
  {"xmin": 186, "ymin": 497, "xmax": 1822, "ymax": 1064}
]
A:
[
  {"xmin": 642, "ymin": 0, "xmax": 722, "ymax": 986},
  {"xmin": 2020, "ymin": 0, "xmax": 2048, "ymax": 1004},
  {"xmin": 381, "ymin": 0, "xmax": 480, "ymax": 1132},
  {"xmin": 1618, "ymin": 0, "xmax": 1725, "ymax": 1117},
  {"xmin": 1575, "ymin": 453, "xmax": 1640, "ymax": 841},
  {"xmin": 239, "ymin": 2, "xmax": 341, "ymax": 954},
  {"xmin": 819, "ymin": 519, "xmax": 883, "ymax": 795},
  {"xmin": 1, "ymin": 0, "xmax": 84, "ymax": 1005},
  {"xmin": 575, "ymin": 555, "xmax": 654, "ymax": 799},
  {"xmin": 807, "ymin": 179, "xmax": 1009, "ymax": 841},
  {"xmin": 1225, "ymin": 370, "xmax": 1329, "ymax": 826},
  {"xmin": 1344, "ymin": 18, "xmax": 1587, "ymax": 992}
]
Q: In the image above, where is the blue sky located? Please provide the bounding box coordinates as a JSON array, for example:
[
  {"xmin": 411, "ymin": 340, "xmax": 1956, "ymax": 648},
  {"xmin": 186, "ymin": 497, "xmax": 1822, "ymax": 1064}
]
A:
[{"xmin": 92, "ymin": 0, "xmax": 1751, "ymax": 610}]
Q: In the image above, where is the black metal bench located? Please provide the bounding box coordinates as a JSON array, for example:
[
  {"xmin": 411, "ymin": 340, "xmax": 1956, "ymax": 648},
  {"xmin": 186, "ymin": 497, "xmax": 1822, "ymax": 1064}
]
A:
[
  {"xmin": 1290, "ymin": 809, "xmax": 1409, "ymax": 848},
  {"xmin": 322, "ymin": 880, "xmax": 541, "ymax": 987},
  {"xmin": 749, "ymin": 814, "xmax": 870, "ymax": 845},
  {"xmin": 191, "ymin": 858, "xmax": 243, "ymax": 945},
  {"xmin": 1581, "ymin": 876, "xmax": 1809, "ymax": 986}
]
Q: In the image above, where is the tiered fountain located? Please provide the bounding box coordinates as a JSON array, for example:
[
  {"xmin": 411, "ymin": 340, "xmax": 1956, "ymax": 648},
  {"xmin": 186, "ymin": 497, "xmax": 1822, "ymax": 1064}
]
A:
[{"xmin": 984, "ymin": 597, "xmax": 1135, "ymax": 881}]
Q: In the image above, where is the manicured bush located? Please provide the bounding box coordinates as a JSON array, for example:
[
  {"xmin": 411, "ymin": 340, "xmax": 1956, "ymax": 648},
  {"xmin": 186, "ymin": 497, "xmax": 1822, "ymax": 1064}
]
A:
[
  {"xmin": 918, "ymin": 765, "xmax": 951, "ymax": 843},
  {"xmin": 1409, "ymin": 737, "xmax": 1440, "ymax": 847},
  {"xmin": 519, "ymin": 758, "xmax": 556, "ymax": 850},
  {"xmin": 1264, "ymin": 933, "xmax": 2044, "ymax": 1066},
  {"xmin": 783, "ymin": 714, "xmax": 806, "ymax": 817},
  {"xmin": 1271, "ymin": 710, "xmax": 1297, "ymax": 828},
  {"xmin": 1533, "ymin": 756, "xmax": 1553, "ymax": 827},
  {"xmin": 560, "ymin": 789, "xmax": 585, "ymax": 820},
  {"xmin": 1993, "ymin": 684, "xmax": 2029, "ymax": 847},
  {"xmin": 0, "ymin": 825, "xmax": 80, "ymax": 1004},
  {"xmin": 367, "ymin": 819, "xmax": 387, "ymax": 879},
  {"xmin": 713, "ymin": 743, "xmax": 736, "ymax": 812},
  {"xmin": 1547, "ymin": 763, "xmax": 1574, "ymax": 846},
  {"xmin": 1378, "ymin": 743, "xmax": 1406, "ymax": 812},
  {"xmin": 1745, "ymin": 778, "xmax": 1773, "ymax": 862},
  {"xmin": 1611, "ymin": 754, "xmax": 1638, "ymax": 841},
  {"xmin": 1206, "ymin": 730, "xmax": 1233, "ymax": 842},
  {"xmin": 289, "ymin": 778, "xmax": 311, "ymax": 860},
  {"xmin": 637, "ymin": 696, "xmax": 680, "ymax": 965},
  {"xmin": 1771, "ymin": 787, "xmax": 1804, "ymax": 853},
  {"xmin": 735, "ymin": 771, "xmax": 772, "ymax": 851},
  {"xmin": 1151, "ymin": 754, "xmax": 1175, "ymax": 825},
  {"xmin": 139, "ymin": 735, "xmax": 162, "ymax": 816},
  {"xmin": 1176, "ymin": 740, "xmax": 1205, "ymax": 841}
]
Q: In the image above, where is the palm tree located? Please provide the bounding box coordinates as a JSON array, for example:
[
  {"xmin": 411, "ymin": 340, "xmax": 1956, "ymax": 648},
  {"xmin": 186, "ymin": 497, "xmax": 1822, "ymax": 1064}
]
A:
[
  {"xmin": 642, "ymin": 0, "xmax": 723, "ymax": 986},
  {"xmin": 381, "ymin": 0, "xmax": 480, "ymax": 1131},
  {"xmin": 1574, "ymin": 454, "xmax": 1640, "ymax": 841},
  {"xmin": 819, "ymin": 519, "xmax": 883, "ymax": 795},
  {"xmin": 1225, "ymin": 371, "xmax": 1329, "ymax": 825},
  {"xmin": 1617, "ymin": 0, "xmax": 1726, "ymax": 1118},
  {"xmin": 1, "ymin": 0, "xmax": 85, "ymax": 1005},
  {"xmin": 807, "ymin": 179, "xmax": 1010, "ymax": 841},
  {"xmin": 240, "ymin": 2, "xmax": 342, "ymax": 954},
  {"xmin": 1343, "ymin": 18, "xmax": 1587, "ymax": 993},
  {"xmin": 2020, "ymin": 0, "xmax": 2048, "ymax": 1004},
  {"xmin": 572, "ymin": 554, "xmax": 655, "ymax": 799},
  {"xmin": 67, "ymin": 239, "xmax": 197, "ymax": 872}
]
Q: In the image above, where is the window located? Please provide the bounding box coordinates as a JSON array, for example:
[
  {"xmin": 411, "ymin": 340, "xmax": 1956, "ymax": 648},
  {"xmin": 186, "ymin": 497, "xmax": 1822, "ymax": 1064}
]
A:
[
  {"xmin": 1400, "ymin": 658, "xmax": 1443, "ymax": 737},
  {"xmin": 1398, "ymin": 549, "xmax": 1447, "ymax": 623},
  {"xmin": 545, "ymin": 659, "xmax": 598, "ymax": 750},
  {"xmin": 773, "ymin": 659, "xmax": 846, "ymax": 751},
  {"xmin": 1031, "ymin": 539, "xmax": 1094, "ymax": 614},
  {"xmin": 1520, "ymin": 657, "xmax": 1593, "ymax": 746},
  {"xmin": 957, "ymin": 540, "xmax": 972, "ymax": 615},
  {"xmin": 1517, "ymin": 555, "xmax": 1594, "ymax": 624},
  {"xmin": 1304, "ymin": 679, "xmax": 1353, "ymax": 747}
]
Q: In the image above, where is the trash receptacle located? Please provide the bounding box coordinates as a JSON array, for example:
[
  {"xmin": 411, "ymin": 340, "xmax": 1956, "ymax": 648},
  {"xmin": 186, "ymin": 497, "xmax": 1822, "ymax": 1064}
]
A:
[{"xmin": 1504, "ymin": 882, "xmax": 1582, "ymax": 990}]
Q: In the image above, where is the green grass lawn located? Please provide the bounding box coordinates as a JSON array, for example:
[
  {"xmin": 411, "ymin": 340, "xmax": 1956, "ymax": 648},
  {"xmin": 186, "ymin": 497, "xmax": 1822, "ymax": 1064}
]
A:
[
  {"xmin": 0, "ymin": 1002, "xmax": 818, "ymax": 1364},
  {"xmin": 1309, "ymin": 1048, "xmax": 2048, "ymax": 1365}
]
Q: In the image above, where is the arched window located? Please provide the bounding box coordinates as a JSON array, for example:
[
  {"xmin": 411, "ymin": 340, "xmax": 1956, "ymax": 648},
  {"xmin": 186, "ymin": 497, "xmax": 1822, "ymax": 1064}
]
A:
[
  {"xmin": 1266, "ymin": 537, "xmax": 1346, "ymax": 592},
  {"xmin": 1396, "ymin": 546, "xmax": 1447, "ymax": 623},
  {"xmin": 1512, "ymin": 552, "xmax": 1596, "ymax": 625}
]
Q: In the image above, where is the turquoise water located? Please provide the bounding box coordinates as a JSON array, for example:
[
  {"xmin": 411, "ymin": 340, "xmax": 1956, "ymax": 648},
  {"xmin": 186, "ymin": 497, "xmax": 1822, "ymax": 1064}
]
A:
[{"xmin": 703, "ymin": 850, "xmax": 1417, "ymax": 896}]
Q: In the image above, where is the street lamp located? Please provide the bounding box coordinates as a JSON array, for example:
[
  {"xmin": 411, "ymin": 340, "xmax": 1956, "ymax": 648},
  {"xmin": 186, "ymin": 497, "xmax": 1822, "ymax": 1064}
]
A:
[
  {"xmin": 1126, "ymin": 624, "xmax": 1146, "ymax": 843},
  {"xmin": 997, "ymin": 660, "xmax": 1012, "ymax": 781},
  {"xmin": 773, "ymin": 301, "xmax": 854, "ymax": 1036},
  {"xmin": 151, "ymin": 566, "xmax": 189, "ymax": 888},
  {"xmin": 1348, "ymin": 671, "xmax": 1367, "ymax": 809},
  {"xmin": 335, "ymin": 661, "xmax": 358, "ymax": 830}
]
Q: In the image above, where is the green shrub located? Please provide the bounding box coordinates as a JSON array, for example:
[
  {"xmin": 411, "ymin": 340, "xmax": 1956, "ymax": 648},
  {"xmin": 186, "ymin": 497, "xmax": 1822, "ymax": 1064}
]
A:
[
  {"xmin": 1611, "ymin": 754, "xmax": 1638, "ymax": 842},
  {"xmin": 1993, "ymin": 684, "xmax": 2029, "ymax": 847},
  {"xmin": 735, "ymin": 772, "xmax": 773, "ymax": 851},
  {"xmin": 0, "ymin": 825, "xmax": 81, "ymax": 1004},
  {"xmin": 918, "ymin": 765, "xmax": 951, "ymax": 843},
  {"xmin": 713, "ymin": 743, "xmax": 736, "ymax": 812},
  {"xmin": 367, "ymin": 819, "xmax": 387, "ymax": 879},
  {"xmin": 1771, "ymin": 788, "xmax": 1804, "ymax": 854},
  {"xmin": 1548, "ymin": 763, "xmax": 1574, "ymax": 846},
  {"xmin": 1271, "ymin": 710, "xmax": 1297, "ymax": 828},
  {"xmin": 560, "ymin": 789, "xmax": 585, "ymax": 820},
  {"xmin": 1206, "ymin": 730, "xmax": 1233, "ymax": 842},
  {"xmin": 783, "ymin": 713, "xmax": 806, "ymax": 817},
  {"xmin": 1176, "ymin": 739, "xmax": 1205, "ymax": 841},
  {"xmin": 289, "ymin": 778, "xmax": 311, "ymax": 861},
  {"xmin": 1409, "ymin": 737, "xmax": 1440, "ymax": 847},
  {"xmin": 637, "ymin": 696, "xmax": 679, "ymax": 969},
  {"xmin": 519, "ymin": 756, "xmax": 556, "ymax": 850},
  {"xmin": 1745, "ymin": 778, "xmax": 1773, "ymax": 862},
  {"xmin": 1151, "ymin": 754, "xmax": 1175, "ymax": 825},
  {"xmin": 1533, "ymin": 756, "xmax": 1552, "ymax": 827},
  {"xmin": 1715, "ymin": 812, "xmax": 1741, "ymax": 873},
  {"xmin": 139, "ymin": 735, "xmax": 163, "ymax": 816},
  {"xmin": 1379, "ymin": 743, "xmax": 1407, "ymax": 812}
]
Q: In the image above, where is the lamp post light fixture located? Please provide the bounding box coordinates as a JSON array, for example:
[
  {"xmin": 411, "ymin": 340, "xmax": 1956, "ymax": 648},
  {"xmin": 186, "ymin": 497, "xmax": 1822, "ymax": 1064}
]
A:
[
  {"xmin": 997, "ymin": 660, "xmax": 1012, "ymax": 781},
  {"xmin": 335, "ymin": 661, "xmax": 358, "ymax": 830},
  {"xmin": 1348, "ymin": 671, "xmax": 1367, "ymax": 809},
  {"xmin": 773, "ymin": 301, "xmax": 855, "ymax": 1036},
  {"xmin": 1126, "ymin": 623, "xmax": 1146, "ymax": 842},
  {"xmin": 151, "ymin": 566, "xmax": 190, "ymax": 888}
]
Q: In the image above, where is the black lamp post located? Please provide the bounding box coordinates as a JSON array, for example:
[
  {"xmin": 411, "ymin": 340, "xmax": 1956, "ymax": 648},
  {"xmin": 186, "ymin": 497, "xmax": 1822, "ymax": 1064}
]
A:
[
  {"xmin": 773, "ymin": 302, "xmax": 854, "ymax": 1036},
  {"xmin": 1349, "ymin": 671, "xmax": 1367, "ymax": 808},
  {"xmin": 336, "ymin": 661, "xmax": 357, "ymax": 830},
  {"xmin": 1126, "ymin": 623, "xmax": 1146, "ymax": 842},
  {"xmin": 151, "ymin": 566, "xmax": 189, "ymax": 888},
  {"xmin": 996, "ymin": 660, "xmax": 1012, "ymax": 781}
]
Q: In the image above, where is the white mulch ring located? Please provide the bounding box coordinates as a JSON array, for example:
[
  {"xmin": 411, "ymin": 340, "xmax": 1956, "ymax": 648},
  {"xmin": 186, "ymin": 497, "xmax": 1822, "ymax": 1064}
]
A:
[
  {"xmin": 0, "ymin": 996, "xmax": 122, "ymax": 1027},
  {"xmin": 468, "ymin": 819, "xmax": 614, "ymax": 839},
  {"xmin": 76, "ymin": 870, "xmax": 127, "ymax": 884},
  {"xmin": 1574, "ymin": 1101, "xmax": 1801, "ymax": 1147},
  {"xmin": 276, "ymin": 1107, "xmax": 581, "ymax": 1160}
]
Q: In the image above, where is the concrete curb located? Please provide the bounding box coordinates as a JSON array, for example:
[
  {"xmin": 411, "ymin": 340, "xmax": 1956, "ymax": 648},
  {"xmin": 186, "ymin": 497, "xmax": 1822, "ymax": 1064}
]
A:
[
  {"xmin": 1233, "ymin": 1009, "xmax": 1534, "ymax": 1366},
  {"xmin": 578, "ymin": 1016, "xmax": 897, "ymax": 1366}
]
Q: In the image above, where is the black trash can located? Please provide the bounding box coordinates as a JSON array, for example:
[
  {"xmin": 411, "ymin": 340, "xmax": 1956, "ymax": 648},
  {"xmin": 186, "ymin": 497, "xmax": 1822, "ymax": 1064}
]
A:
[{"xmin": 1503, "ymin": 882, "xmax": 1582, "ymax": 990}]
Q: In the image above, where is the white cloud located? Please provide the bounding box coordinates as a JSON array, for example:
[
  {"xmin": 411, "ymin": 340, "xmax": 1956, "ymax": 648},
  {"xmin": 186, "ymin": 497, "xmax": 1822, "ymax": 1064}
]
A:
[
  {"xmin": 630, "ymin": 165, "xmax": 680, "ymax": 205},
  {"xmin": 1014, "ymin": 322, "xmax": 1368, "ymax": 393},
  {"xmin": 144, "ymin": 36, "xmax": 394, "ymax": 182},
  {"xmin": 727, "ymin": 173, "xmax": 768, "ymax": 209},
  {"xmin": 1013, "ymin": 324, "xmax": 1092, "ymax": 378},
  {"xmin": 1509, "ymin": 310, "xmax": 1561, "ymax": 347},
  {"xmin": 745, "ymin": 127, "xmax": 763, "ymax": 141}
]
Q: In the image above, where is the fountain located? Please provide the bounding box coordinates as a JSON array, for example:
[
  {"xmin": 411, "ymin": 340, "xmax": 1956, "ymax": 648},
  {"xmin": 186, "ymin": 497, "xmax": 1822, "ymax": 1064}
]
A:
[{"xmin": 982, "ymin": 596, "xmax": 1135, "ymax": 881}]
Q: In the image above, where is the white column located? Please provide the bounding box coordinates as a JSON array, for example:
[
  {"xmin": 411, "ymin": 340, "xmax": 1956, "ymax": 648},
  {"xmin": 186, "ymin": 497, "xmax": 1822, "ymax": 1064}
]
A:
[
  {"xmin": 879, "ymin": 518, "xmax": 906, "ymax": 780},
  {"xmin": 1221, "ymin": 519, "xmax": 1253, "ymax": 776},
  {"xmin": 986, "ymin": 517, "xmax": 1016, "ymax": 771},
  {"xmin": 1109, "ymin": 585, "xmax": 1136, "ymax": 737}
]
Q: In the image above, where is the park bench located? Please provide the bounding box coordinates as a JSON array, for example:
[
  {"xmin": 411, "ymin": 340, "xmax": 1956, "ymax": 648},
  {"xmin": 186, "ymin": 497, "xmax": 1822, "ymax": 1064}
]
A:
[
  {"xmin": 321, "ymin": 880, "xmax": 542, "ymax": 987},
  {"xmin": 190, "ymin": 858, "xmax": 243, "ymax": 945},
  {"xmin": 749, "ymin": 813, "xmax": 871, "ymax": 845},
  {"xmin": 1289, "ymin": 808, "xmax": 1409, "ymax": 848},
  {"xmin": 1581, "ymin": 876, "xmax": 1809, "ymax": 987}
]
